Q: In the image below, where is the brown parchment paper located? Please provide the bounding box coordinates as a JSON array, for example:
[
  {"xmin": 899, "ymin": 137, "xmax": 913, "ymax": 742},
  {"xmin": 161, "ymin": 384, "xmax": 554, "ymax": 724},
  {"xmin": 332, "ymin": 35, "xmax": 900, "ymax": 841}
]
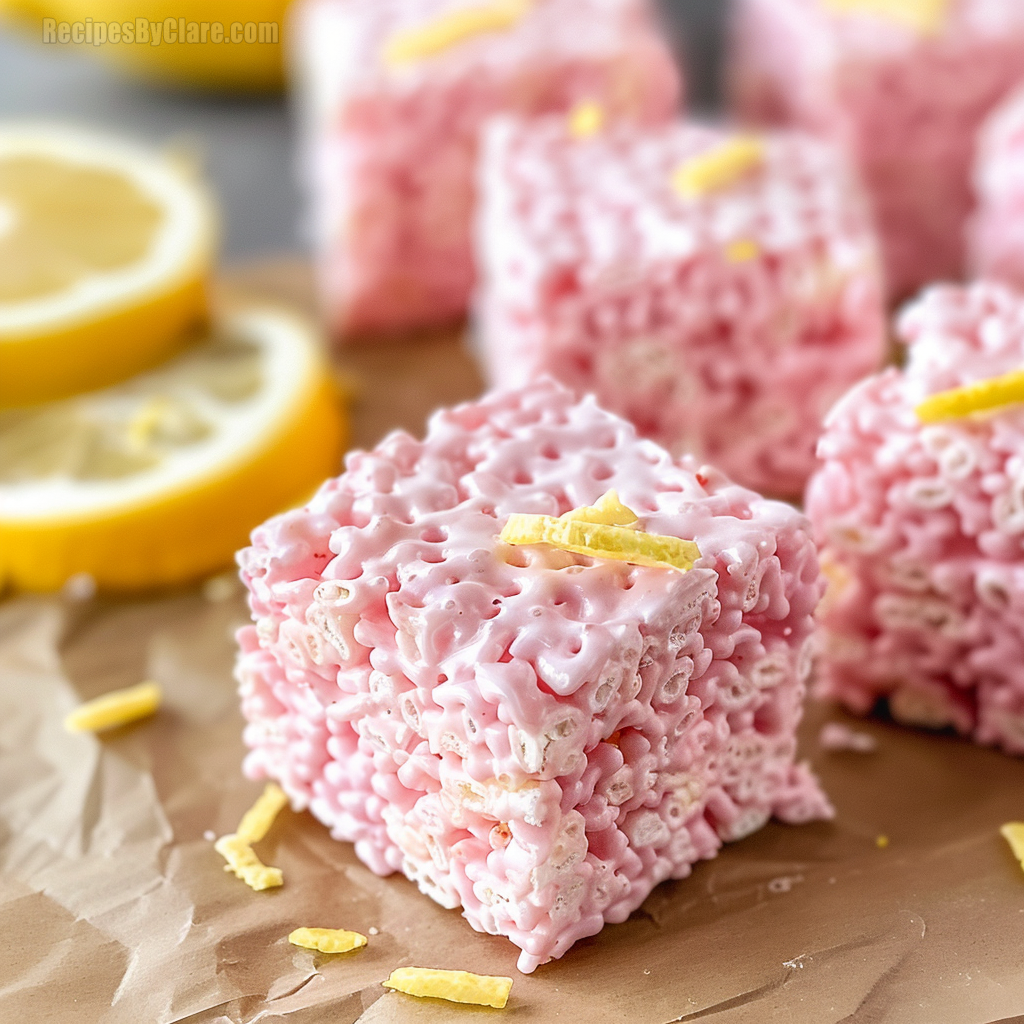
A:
[{"xmin": 3, "ymin": 261, "xmax": 1024, "ymax": 1024}]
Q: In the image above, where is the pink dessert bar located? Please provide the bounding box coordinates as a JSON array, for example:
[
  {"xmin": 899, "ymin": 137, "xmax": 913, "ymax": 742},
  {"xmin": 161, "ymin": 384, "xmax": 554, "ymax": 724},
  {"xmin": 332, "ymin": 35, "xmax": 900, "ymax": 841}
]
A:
[
  {"xmin": 236, "ymin": 379, "xmax": 831, "ymax": 972},
  {"xmin": 475, "ymin": 118, "xmax": 886, "ymax": 498},
  {"xmin": 730, "ymin": 0, "xmax": 1024, "ymax": 299},
  {"xmin": 807, "ymin": 282, "xmax": 1024, "ymax": 754},
  {"xmin": 292, "ymin": 0, "xmax": 682, "ymax": 337},
  {"xmin": 971, "ymin": 84, "xmax": 1024, "ymax": 290}
]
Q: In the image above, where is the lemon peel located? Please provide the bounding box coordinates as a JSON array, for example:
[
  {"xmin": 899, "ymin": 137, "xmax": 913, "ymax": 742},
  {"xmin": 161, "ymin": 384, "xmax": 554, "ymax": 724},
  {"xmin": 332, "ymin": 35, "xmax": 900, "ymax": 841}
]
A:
[
  {"xmin": 215, "ymin": 834, "xmax": 283, "ymax": 891},
  {"xmin": 215, "ymin": 782, "xmax": 289, "ymax": 892},
  {"xmin": 560, "ymin": 489, "xmax": 637, "ymax": 526},
  {"xmin": 237, "ymin": 782, "xmax": 288, "ymax": 844},
  {"xmin": 725, "ymin": 239, "xmax": 760, "ymax": 263},
  {"xmin": 915, "ymin": 368, "xmax": 1024, "ymax": 423},
  {"xmin": 1000, "ymin": 822, "xmax": 1024, "ymax": 870},
  {"xmin": 500, "ymin": 491, "xmax": 700, "ymax": 571},
  {"xmin": 821, "ymin": 0, "xmax": 949, "ymax": 36},
  {"xmin": 63, "ymin": 680, "xmax": 161, "ymax": 733},
  {"xmin": 288, "ymin": 927, "xmax": 368, "ymax": 953},
  {"xmin": 384, "ymin": 0, "xmax": 533, "ymax": 65},
  {"xmin": 383, "ymin": 967, "xmax": 513, "ymax": 1008},
  {"xmin": 673, "ymin": 137, "xmax": 765, "ymax": 198},
  {"xmin": 569, "ymin": 101, "xmax": 605, "ymax": 139}
]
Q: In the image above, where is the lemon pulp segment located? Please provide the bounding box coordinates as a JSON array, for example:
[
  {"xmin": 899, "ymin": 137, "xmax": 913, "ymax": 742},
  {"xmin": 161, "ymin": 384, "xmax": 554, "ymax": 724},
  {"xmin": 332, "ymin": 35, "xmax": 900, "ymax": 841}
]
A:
[{"xmin": 0, "ymin": 156, "xmax": 161, "ymax": 302}]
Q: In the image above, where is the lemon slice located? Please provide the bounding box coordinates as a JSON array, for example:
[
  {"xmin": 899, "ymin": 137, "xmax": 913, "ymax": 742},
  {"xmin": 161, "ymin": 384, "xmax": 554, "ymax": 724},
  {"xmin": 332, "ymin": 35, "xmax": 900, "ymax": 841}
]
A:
[
  {"xmin": 0, "ymin": 306, "xmax": 346, "ymax": 593},
  {"xmin": 915, "ymin": 368, "xmax": 1024, "ymax": 423},
  {"xmin": 0, "ymin": 124, "xmax": 215, "ymax": 406}
]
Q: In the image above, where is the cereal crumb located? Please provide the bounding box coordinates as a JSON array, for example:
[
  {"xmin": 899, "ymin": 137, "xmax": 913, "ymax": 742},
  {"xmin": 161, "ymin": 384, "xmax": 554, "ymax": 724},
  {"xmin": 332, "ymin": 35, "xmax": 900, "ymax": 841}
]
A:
[
  {"xmin": 820, "ymin": 722, "xmax": 878, "ymax": 753},
  {"xmin": 62, "ymin": 572, "xmax": 97, "ymax": 602},
  {"xmin": 203, "ymin": 572, "xmax": 240, "ymax": 603}
]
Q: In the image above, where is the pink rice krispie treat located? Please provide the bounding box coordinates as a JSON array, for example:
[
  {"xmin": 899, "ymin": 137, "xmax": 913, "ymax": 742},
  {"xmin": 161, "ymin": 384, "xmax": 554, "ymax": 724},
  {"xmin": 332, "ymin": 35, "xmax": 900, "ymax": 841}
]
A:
[
  {"xmin": 730, "ymin": 0, "xmax": 1024, "ymax": 299},
  {"xmin": 292, "ymin": 0, "xmax": 682, "ymax": 337},
  {"xmin": 807, "ymin": 282, "xmax": 1024, "ymax": 754},
  {"xmin": 971, "ymin": 84, "xmax": 1024, "ymax": 290},
  {"xmin": 475, "ymin": 118, "xmax": 886, "ymax": 498},
  {"xmin": 236, "ymin": 379, "xmax": 831, "ymax": 972}
]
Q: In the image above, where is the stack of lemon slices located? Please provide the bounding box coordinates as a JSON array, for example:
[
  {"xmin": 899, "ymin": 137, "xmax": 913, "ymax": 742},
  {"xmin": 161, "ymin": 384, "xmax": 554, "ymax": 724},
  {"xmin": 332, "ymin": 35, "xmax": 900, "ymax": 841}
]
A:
[{"xmin": 0, "ymin": 125, "xmax": 346, "ymax": 593}]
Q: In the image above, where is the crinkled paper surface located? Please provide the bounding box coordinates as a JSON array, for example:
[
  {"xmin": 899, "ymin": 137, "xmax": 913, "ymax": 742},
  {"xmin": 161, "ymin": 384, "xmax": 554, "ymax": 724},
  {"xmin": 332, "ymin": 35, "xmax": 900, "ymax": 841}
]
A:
[{"xmin": 2, "ymin": 262, "xmax": 1024, "ymax": 1024}]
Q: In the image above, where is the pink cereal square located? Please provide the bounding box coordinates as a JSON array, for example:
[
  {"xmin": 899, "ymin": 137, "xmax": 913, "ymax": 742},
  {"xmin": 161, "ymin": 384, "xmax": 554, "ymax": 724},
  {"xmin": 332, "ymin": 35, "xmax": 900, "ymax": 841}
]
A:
[
  {"xmin": 807, "ymin": 281, "xmax": 1024, "ymax": 755},
  {"xmin": 730, "ymin": 0, "xmax": 1024, "ymax": 299},
  {"xmin": 292, "ymin": 0, "xmax": 682, "ymax": 337},
  {"xmin": 236, "ymin": 378, "xmax": 831, "ymax": 973},
  {"xmin": 474, "ymin": 118, "xmax": 886, "ymax": 497}
]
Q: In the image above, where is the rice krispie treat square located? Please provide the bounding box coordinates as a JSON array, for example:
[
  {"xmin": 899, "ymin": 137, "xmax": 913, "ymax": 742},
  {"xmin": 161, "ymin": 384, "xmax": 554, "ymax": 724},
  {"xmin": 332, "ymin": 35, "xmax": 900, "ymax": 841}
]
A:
[
  {"xmin": 236, "ymin": 379, "xmax": 831, "ymax": 972},
  {"xmin": 807, "ymin": 282, "xmax": 1024, "ymax": 754},
  {"xmin": 730, "ymin": 0, "xmax": 1024, "ymax": 298},
  {"xmin": 475, "ymin": 118, "xmax": 886, "ymax": 497},
  {"xmin": 293, "ymin": 0, "xmax": 681, "ymax": 337}
]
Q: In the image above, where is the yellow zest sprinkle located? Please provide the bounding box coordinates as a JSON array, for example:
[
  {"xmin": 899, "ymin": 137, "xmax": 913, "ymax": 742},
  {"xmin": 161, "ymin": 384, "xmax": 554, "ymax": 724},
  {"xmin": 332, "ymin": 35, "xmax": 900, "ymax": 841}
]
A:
[
  {"xmin": 876, "ymin": 834, "xmax": 890, "ymax": 849},
  {"xmin": 383, "ymin": 967, "xmax": 513, "ymax": 1008},
  {"xmin": 1000, "ymin": 822, "xmax": 1024, "ymax": 870},
  {"xmin": 821, "ymin": 0, "xmax": 949, "ymax": 36},
  {"xmin": 673, "ymin": 136, "xmax": 765, "ymax": 198},
  {"xmin": 236, "ymin": 782, "xmax": 288, "ymax": 844},
  {"xmin": 288, "ymin": 927, "xmax": 368, "ymax": 953},
  {"xmin": 215, "ymin": 833, "xmax": 283, "ymax": 891},
  {"xmin": 725, "ymin": 239, "xmax": 760, "ymax": 264},
  {"xmin": 64, "ymin": 680, "xmax": 161, "ymax": 733},
  {"xmin": 915, "ymin": 368, "xmax": 1024, "ymax": 424},
  {"xmin": 384, "ymin": 0, "xmax": 533, "ymax": 65},
  {"xmin": 560, "ymin": 489, "xmax": 637, "ymax": 527},
  {"xmin": 818, "ymin": 552, "xmax": 853, "ymax": 616},
  {"xmin": 501, "ymin": 510, "xmax": 700, "ymax": 573},
  {"xmin": 569, "ymin": 101, "xmax": 605, "ymax": 139}
]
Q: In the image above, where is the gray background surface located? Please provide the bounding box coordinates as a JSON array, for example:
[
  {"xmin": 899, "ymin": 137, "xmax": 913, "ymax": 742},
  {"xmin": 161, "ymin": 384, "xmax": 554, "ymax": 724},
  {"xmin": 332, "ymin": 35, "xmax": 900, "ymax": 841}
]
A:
[{"xmin": 0, "ymin": 1, "xmax": 726, "ymax": 258}]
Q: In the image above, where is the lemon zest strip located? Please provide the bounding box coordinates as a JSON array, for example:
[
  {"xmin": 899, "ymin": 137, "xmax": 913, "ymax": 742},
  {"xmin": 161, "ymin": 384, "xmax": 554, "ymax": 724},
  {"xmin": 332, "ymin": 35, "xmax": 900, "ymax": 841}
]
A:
[
  {"xmin": 501, "ymin": 492, "xmax": 700, "ymax": 572},
  {"xmin": 215, "ymin": 782, "xmax": 289, "ymax": 891},
  {"xmin": 821, "ymin": 0, "xmax": 949, "ymax": 36},
  {"xmin": 915, "ymin": 368, "xmax": 1024, "ymax": 423},
  {"xmin": 673, "ymin": 137, "xmax": 765, "ymax": 198},
  {"xmin": 236, "ymin": 782, "xmax": 288, "ymax": 844},
  {"xmin": 215, "ymin": 834, "xmax": 283, "ymax": 891},
  {"xmin": 560, "ymin": 489, "xmax": 637, "ymax": 526},
  {"xmin": 383, "ymin": 967, "xmax": 513, "ymax": 1008},
  {"xmin": 725, "ymin": 239, "xmax": 760, "ymax": 264},
  {"xmin": 288, "ymin": 927, "xmax": 368, "ymax": 953},
  {"xmin": 64, "ymin": 680, "xmax": 161, "ymax": 733},
  {"xmin": 569, "ymin": 101, "xmax": 605, "ymax": 139},
  {"xmin": 1000, "ymin": 822, "xmax": 1024, "ymax": 870},
  {"xmin": 384, "ymin": 0, "xmax": 533, "ymax": 65}
]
